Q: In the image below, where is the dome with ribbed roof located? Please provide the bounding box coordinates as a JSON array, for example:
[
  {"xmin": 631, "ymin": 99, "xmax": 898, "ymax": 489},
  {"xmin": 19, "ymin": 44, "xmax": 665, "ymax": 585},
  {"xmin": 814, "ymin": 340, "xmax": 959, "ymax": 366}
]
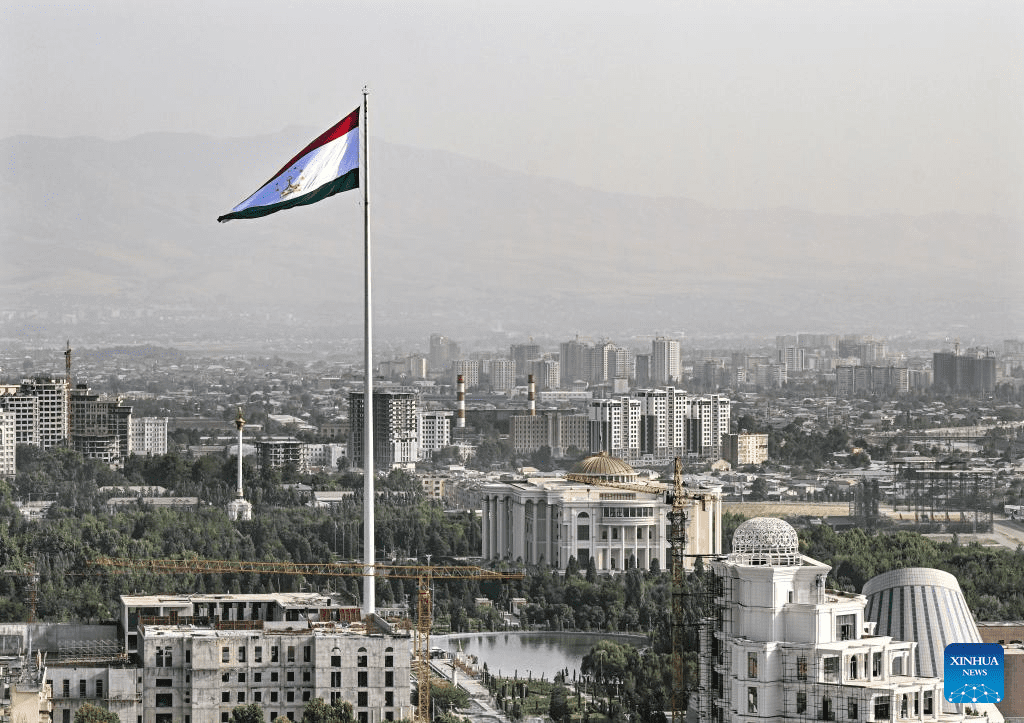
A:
[
  {"xmin": 730, "ymin": 517, "xmax": 801, "ymax": 566},
  {"xmin": 571, "ymin": 451, "xmax": 637, "ymax": 477}
]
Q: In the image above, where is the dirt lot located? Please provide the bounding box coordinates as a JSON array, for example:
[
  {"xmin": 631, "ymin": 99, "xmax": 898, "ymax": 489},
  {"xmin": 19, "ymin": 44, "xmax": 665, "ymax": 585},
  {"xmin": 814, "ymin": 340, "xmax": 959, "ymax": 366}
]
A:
[{"xmin": 724, "ymin": 501, "xmax": 850, "ymax": 518}]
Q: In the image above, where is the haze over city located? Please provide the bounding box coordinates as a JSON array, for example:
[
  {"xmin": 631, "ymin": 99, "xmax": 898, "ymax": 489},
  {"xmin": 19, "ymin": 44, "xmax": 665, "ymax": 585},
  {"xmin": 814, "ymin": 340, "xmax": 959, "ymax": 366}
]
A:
[{"xmin": 2, "ymin": 1, "xmax": 1022, "ymax": 350}]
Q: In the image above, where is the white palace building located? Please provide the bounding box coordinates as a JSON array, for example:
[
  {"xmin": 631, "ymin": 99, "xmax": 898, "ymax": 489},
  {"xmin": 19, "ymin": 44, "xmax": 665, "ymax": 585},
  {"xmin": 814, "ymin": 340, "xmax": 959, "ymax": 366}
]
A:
[
  {"xmin": 480, "ymin": 452, "xmax": 721, "ymax": 573},
  {"xmin": 698, "ymin": 517, "xmax": 1001, "ymax": 723}
]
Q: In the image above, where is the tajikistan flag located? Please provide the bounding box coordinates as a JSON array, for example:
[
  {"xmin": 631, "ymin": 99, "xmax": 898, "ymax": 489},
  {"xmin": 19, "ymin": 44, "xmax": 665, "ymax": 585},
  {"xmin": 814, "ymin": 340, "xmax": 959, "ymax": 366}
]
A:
[{"xmin": 218, "ymin": 107, "xmax": 359, "ymax": 222}]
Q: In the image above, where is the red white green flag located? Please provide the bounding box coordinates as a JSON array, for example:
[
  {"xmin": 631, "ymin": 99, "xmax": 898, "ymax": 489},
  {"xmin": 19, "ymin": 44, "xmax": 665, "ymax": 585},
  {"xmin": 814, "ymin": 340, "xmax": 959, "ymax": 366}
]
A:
[{"xmin": 218, "ymin": 107, "xmax": 359, "ymax": 222}]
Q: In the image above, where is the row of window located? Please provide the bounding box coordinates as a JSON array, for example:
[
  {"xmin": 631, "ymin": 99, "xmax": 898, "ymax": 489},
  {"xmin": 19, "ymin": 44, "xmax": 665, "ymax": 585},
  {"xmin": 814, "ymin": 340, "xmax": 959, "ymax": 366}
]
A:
[
  {"xmin": 214, "ymin": 670, "xmax": 395, "ymax": 688},
  {"xmin": 58, "ymin": 680, "xmax": 104, "ymax": 698},
  {"xmin": 746, "ymin": 651, "xmax": 893, "ymax": 683}
]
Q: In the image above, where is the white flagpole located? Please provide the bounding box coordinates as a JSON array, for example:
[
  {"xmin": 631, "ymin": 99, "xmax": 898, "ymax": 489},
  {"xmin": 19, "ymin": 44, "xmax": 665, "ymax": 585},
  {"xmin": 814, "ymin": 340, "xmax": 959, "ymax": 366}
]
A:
[{"xmin": 361, "ymin": 86, "xmax": 376, "ymax": 617}]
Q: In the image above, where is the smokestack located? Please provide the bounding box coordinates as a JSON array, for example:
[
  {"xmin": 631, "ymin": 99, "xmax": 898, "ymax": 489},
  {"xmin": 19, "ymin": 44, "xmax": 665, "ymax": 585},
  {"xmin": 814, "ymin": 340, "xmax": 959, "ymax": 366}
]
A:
[
  {"xmin": 528, "ymin": 374, "xmax": 536, "ymax": 416},
  {"xmin": 457, "ymin": 374, "xmax": 466, "ymax": 428}
]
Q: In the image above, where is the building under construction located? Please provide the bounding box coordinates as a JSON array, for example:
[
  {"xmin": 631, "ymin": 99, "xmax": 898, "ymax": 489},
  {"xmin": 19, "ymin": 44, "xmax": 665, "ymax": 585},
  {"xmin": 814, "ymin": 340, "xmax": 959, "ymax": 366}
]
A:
[{"xmin": 694, "ymin": 517, "xmax": 995, "ymax": 722}]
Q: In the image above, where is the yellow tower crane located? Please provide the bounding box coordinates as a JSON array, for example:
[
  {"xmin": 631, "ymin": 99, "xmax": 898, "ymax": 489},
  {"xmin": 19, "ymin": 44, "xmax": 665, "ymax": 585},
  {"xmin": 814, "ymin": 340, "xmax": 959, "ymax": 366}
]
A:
[{"xmin": 92, "ymin": 556, "xmax": 523, "ymax": 723}]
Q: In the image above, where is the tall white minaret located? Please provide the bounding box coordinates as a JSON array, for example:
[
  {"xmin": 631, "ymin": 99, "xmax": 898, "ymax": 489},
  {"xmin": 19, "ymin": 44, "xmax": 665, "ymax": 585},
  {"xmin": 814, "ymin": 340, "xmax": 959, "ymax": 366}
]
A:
[{"xmin": 227, "ymin": 408, "xmax": 253, "ymax": 521}]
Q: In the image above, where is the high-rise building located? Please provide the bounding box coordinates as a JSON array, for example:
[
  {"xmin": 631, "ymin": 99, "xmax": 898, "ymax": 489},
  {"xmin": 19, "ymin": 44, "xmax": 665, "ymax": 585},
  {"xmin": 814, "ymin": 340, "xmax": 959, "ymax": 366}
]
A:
[
  {"xmin": 449, "ymin": 359, "xmax": 479, "ymax": 389},
  {"xmin": 700, "ymin": 517, "xmax": 976, "ymax": 723},
  {"xmin": 510, "ymin": 343, "xmax": 541, "ymax": 382},
  {"xmin": 130, "ymin": 417, "xmax": 169, "ymax": 456},
  {"xmin": 348, "ymin": 389, "xmax": 420, "ymax": 470},
  {"xmin": 530, "ymin": 358, "xmax": 560, "ymax": 391},
  {"xmin": 588, "ymin": 397, "xmax": 642, "ymax": 458},
  {"xmin": 651, "ymin": 337, "xmax": 681, "ymax": 385},
  {"xmin": 70, "ymin": 384, "xmax": 133, "ymax": 464},
  {"xmin": 0, "ymin": 378, "xmax": 69, "ymax": 448},
  {"xmin": 428, "ymin": 334, "xmax": 459, "ymax": 371},
  {"xmin": 559, "ymin": 338, "xmax": 589, "ymax": 386},
  {"xmin": 417, "ymin": 410, "xmax": 452, "ymax": 459},
  {"xmin": 933, "ymin": 349, "xmax": 996, "ymax": 394},
  {"xmin": 489, "ymin": 359, "xmax": 516, "ymax": 392},
  {"xmin": 511, "ymin": 411, "xmax": 588, "ymax": 457},
  {"xmin": 0, "ymin": 410, "xmax": 15, "ymax": 477},
  {"xmin": 254, "ymin": 437, "xmax": 302, "ymax": 470}
]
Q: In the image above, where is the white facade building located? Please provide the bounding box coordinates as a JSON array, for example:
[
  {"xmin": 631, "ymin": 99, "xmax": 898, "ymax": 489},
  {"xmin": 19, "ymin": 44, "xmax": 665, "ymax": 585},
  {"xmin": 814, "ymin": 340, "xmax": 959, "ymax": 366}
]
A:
[
  {"xmin": 0, "ymin": 410, "xmax": 15, "ymax": 477},
  {"xmin": 699, "ymin": 517, "xmax": 990, "ymax": 723},
  {"xmin": 481, "ymin": 453, "xmax": 720, "ymax": 573},
  {"xmin": 417, "ymin": 411, "xmax": 452, "ymax": 460},
  {"xmin": 130, "ymin": 416, "xmax": 169, "ymax": 456}
]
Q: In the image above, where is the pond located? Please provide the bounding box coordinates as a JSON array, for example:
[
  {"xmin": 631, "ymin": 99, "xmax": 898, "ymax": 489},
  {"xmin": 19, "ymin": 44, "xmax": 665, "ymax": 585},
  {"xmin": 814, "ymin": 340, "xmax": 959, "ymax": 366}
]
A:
[{"xmin": 439, "ymin": 631, "xmax": 646, "ymax": 680}]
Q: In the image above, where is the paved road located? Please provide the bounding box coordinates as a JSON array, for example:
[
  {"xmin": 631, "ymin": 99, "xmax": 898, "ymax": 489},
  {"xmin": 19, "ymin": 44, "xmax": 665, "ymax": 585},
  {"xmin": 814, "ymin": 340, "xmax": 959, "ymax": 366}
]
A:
[{"xmin": 430, "ymin": 659, "xmax": 510, "ymax": 723}]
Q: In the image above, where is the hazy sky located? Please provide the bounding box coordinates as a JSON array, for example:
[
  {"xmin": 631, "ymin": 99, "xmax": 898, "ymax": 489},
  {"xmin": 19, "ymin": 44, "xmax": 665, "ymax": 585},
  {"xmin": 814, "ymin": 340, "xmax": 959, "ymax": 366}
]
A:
[{"xmin": 3, "ymin": 0, "xmax": 1021, "ymax": 217}]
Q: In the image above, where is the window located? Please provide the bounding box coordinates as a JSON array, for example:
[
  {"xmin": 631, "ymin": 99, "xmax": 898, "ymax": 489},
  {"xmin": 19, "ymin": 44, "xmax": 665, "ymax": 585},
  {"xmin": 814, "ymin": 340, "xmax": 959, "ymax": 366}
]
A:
[
  {"xmin": 923, "ymin": 691, "xmax": 933, "ymax": 715},
  {"xmin": 222, "ymin": 714, "xmax": 229, "ymax": 723},
  {"xmin": 821, "ymin": 695, "xmax": 834, "ymax": 721},
  {"xmin": 747, "ymin": 687, "xmax": 757, "ymax": 714},
  {"xmin": 384, "ymin": 671, "xmax": 394, "ymax": 687},
  {"xmin": 796, "ymin": 657, "xmax": 807, "ymax": 681},
  {"xmin": 255, "ymin": 646, "xmax": 262, "ymax": 663},
  {"xmin": 271, "ymin": 646, "xmax": 279, "ymax": 663},
  {"xmin": 357, "ymin": 692, "xmax": 368, "ymax": 707},
  {"xmin": 63, "ymin": 680, "xmax": 70, "ymax": 698},
  {"xmin": 255, "ymin": 693, "xmax": 262, "ymax": 703},
  {"xmin": 287, "ymin": 692, "xmax": 295, "ymax": 703},
  {"xmin": 358, "ymin": 714, "xmax": 367, "ymax": 723},
  {"xmin": 222, "ymin": 647, "xmax": 230, "ymax": 663},
  {"xmin": 796, "ymin": 692, "xmax": 807, "ymax": 714},
  {"xmin": 837, "ymin": 614, "xmax": 856, "ymax": 641},
  {"xmin": 576, "ymin": 524, "xmax": 590, "ymax": 541},
  {"xmin": 384, "ymin": 654, "xmax": 393, "ymax": 668},
  {"xmin": 287, "ymin": 646, "xmax": 296, "ymax": 663},
  {"xmin": 358, "ymin": 671, "xmax": 368, "ymax": 687},
  {"xmin": 331, "ymin": 672, "xmax": 341, "ymax": 687},
  {"xmin": 185, "ymin": 650, "xmax": 190, "ymax": 664},
  {"xmin": 271, "ymin": 692, "xmax": 279, "ymax": 703},
  {"xmin": 287, "ymin": 672, "xmax": 294, "ymax": 683},
  {"xmin": 155, "ymin": 693, "xmax": 173, "ymax": 708},
  {"xmin": 238, "ymin": 673, "xmax": 246, "ymax": 683},
  {"xmin": 63, "ymin": 711, "xmax": 70, "ymax": 723},
  {"xmin": 155, "ymin": 716, "xmax": 172, "ymax": 723},
  {"xmin": 874, "ymin": 697, "xmax": 890, "ymax": 720},
  {"xmin": 384, "ymin": 691, "xmax": 394, "ymax": 707},
  {"xmin": 303, "ymin": 692, "xmax": 311, "ymax": 702},
  {"xmin": 872, "ymin": 652, "xmax": 882, "ymax": 677},
  {"xmin": 222, "ymin": 692, "xmax": 230, "ymax": 703},
  {"xmin": 823, "ymin": 656, "xmax": 840, "ymax": 682},
  {"xmin": 891, "ymin": 656, "xmax": 903, "ymax": 675},
  {"xmin": 331, "ymin": 693, "xmax": 341, "ymax": 705},
  {"xmin": 331, "ymin": 655, "xmax": 341, "ymax": 667},
  {"xmin": 747, "ymin": 653, "xmax": 758, "ymax": 679},
  {"xmin": 156, "ymin": 679, "xmax": 173, "ymax": 688},
  {"xmin": 849, "ymin": 656, "xmax": 858, "ymax": 680},
  {"xmin": 96, "ymin": 681, "xmax": 104, "ymax": 698},
  {"xmin": 303, "ymin": 646, "xmax": 311, "ymax": 663},
  {"xmin": 222, "ymin": 673, "xmax": 230, "ymax": 683},
  {"xmin": 237, "ymin": 693, "xmax": 245, "ymax": 703},
  {"xmin": 80, "ymin": 680, "xmax": 87, "ymax": 697},
  {"xmin": 303, "ymin": 671, "xmax": 311, "ymax": 683},
  {"xmin": 357, "ymin": 648, "xmax": 367, "ymax": 667},
  {"xmin": 847, "ymin": 697, "xmax": 858, "ymax": 719},
  {"xmin": 238, "ymin": 646, "xmax": 246, "ymax": 663},
  {"xmin": 254, "ymin": 673, "xmax": 262, "ymax": 683},
  {"xmin": 271, "ymin": 672, "xmax": 279, "ymax": 683}
]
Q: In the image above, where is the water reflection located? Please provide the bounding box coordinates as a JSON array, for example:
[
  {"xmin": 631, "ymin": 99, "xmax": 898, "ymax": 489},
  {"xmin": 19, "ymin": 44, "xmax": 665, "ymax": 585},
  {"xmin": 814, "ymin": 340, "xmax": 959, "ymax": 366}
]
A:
[{"xmin": 441, "ymin": 632, "xmax": 644, "ymax": 680}]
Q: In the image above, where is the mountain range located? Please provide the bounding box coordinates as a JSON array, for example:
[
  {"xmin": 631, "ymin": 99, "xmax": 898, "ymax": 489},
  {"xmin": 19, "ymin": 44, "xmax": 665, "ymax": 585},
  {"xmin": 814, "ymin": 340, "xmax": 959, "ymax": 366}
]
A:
[{"xmin": 1, "ymin": 130, "xmax": 1020, "ymax": 342}]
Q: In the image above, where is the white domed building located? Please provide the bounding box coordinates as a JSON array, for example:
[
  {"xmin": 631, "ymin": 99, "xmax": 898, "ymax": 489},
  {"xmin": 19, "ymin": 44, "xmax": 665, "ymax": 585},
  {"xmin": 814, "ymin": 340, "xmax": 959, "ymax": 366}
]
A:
[
  {"xmin": 480, "ymin": 452, "xmax": 721, "ymax": 572},
  {"xmin": 698, "ymin": 517, "xmax": 997, "ymax": 722}
]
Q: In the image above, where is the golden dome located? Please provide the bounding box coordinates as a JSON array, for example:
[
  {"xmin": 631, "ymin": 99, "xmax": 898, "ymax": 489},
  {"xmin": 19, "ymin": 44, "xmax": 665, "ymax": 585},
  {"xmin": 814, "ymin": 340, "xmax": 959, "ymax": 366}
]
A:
[{"xmin": 569, "ymin": 451, "xmax": 638, "ymax": 479}]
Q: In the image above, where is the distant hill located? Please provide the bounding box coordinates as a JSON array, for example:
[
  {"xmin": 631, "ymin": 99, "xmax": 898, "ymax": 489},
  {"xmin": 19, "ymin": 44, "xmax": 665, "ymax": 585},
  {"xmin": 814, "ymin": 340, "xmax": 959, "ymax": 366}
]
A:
[{"xmin": 1, "ymin": 131, "xmax": 1020, "ymax": 339}]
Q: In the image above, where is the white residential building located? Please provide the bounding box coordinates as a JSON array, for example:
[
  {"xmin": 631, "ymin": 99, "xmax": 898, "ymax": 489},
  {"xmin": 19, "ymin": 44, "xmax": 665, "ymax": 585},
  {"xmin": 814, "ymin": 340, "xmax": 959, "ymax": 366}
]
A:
[
  {"xmin": 0, "ymin": 410, "xmax": 15, "ymax": 477},
  {"xmin": 417, "ymin": 410, "xmax": 452, "ymax": 460},
  {"xmin": 130, "ymin": 417, "xmax": 169, "ymax": 456}
]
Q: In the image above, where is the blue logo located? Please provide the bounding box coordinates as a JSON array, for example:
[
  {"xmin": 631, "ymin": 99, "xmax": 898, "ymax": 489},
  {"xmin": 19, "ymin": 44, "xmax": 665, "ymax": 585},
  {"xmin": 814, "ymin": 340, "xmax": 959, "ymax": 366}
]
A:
[{"xmin": 944, "ymin": 643, "xmax": 1003, "ymax": 704}]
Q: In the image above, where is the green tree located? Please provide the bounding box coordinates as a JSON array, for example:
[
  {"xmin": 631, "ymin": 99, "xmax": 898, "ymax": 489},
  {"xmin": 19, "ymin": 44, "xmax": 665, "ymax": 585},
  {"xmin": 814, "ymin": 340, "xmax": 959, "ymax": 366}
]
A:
[
  {"xmin": 549, "ymin": 684, "xmax": 570, "ymax": 722},
  {"xmin": 74, "ymin": 704, "xmax": 120, "ymax": 723},
  {"xmin": 301, "ymin": 698, "xmax": 355, "ymax": 723},
  {"xmin": 231, "ymin": 704, "xmax": 265, "ymax": 723}
]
